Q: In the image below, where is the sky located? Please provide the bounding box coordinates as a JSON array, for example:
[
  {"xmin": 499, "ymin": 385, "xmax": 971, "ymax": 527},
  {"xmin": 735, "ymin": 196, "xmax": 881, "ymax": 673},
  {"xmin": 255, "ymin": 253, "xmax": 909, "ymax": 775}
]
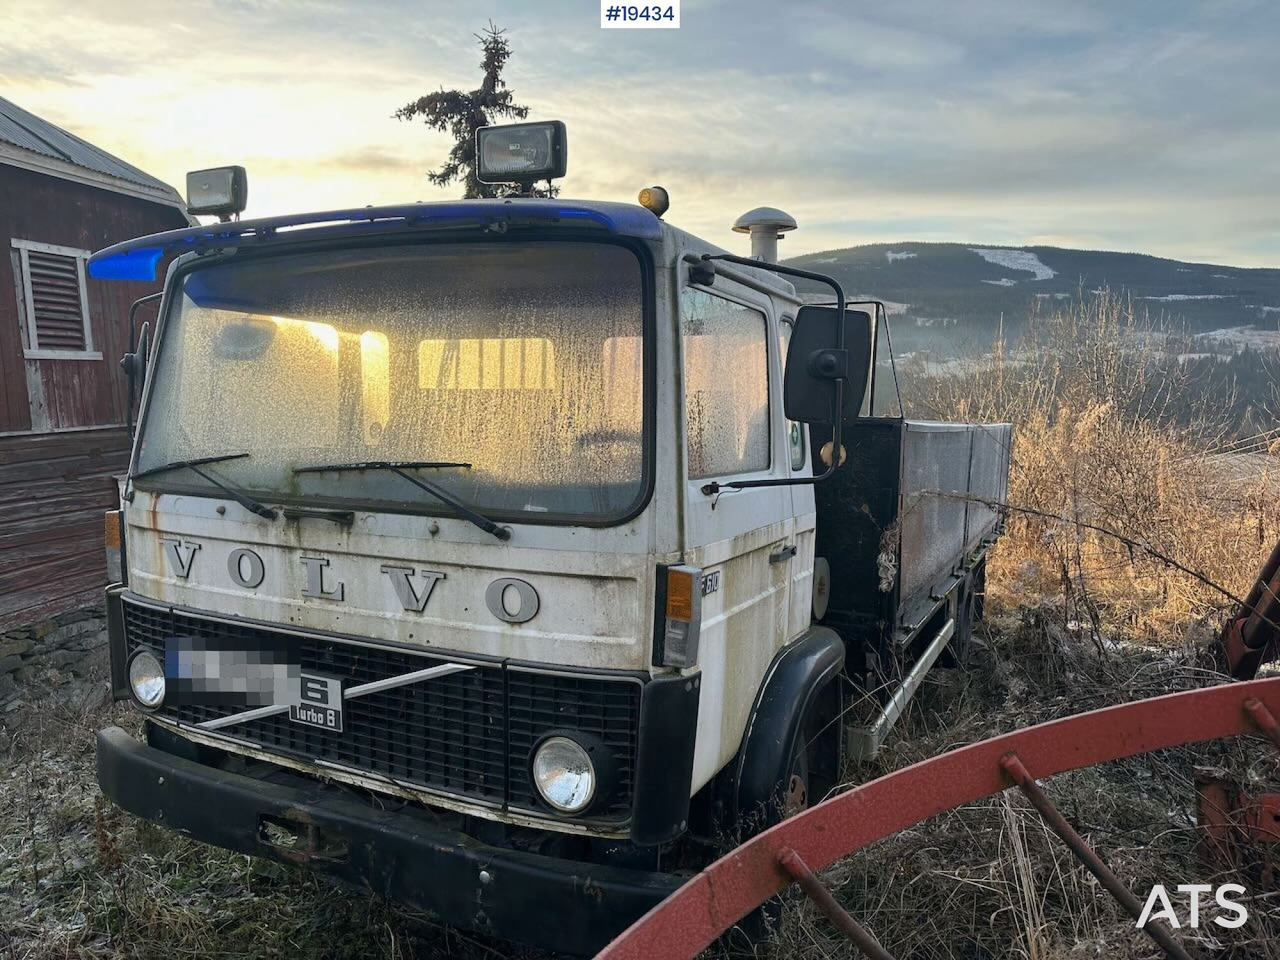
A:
[{"xmin": 3, "ymin": 0, "xmax": 1278, "ymax": 267}]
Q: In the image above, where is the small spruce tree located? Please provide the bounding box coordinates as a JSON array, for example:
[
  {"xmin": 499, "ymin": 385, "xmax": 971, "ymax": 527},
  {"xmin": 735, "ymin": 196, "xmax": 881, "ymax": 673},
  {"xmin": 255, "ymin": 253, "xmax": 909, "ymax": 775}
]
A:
[{"xmin": 395, "ymin": 22, "xmax": 557, "ymax": 198}]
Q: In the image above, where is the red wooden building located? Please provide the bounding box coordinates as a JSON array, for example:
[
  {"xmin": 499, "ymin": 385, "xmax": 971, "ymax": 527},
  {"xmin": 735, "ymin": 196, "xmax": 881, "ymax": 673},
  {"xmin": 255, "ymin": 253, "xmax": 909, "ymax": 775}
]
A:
[{"xmin": 0, "ymin": 96, "xmax": 190, "ymax": 630}]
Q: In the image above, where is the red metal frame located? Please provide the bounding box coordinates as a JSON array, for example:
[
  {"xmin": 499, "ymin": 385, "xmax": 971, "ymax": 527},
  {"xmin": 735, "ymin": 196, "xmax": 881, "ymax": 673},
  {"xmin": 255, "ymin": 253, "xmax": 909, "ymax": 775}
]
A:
[{"xmin": 598, "ymin": 677, "xmax": 1280, "ymax": 960}]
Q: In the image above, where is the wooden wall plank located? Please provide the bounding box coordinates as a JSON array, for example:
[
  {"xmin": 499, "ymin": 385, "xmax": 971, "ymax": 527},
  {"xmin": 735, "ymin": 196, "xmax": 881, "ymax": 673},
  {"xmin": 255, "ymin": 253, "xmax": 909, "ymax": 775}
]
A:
[{"xmin": 0, "ymin": 427, "xmax": 131, "ymax": 629}]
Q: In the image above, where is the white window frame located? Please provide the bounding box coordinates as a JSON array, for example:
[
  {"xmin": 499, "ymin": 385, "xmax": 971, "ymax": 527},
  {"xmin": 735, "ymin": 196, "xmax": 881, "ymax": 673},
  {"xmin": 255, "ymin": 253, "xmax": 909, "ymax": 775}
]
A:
[{"xmin": 11, "ymin": 238, "xmax": 102, "ymax": 361}]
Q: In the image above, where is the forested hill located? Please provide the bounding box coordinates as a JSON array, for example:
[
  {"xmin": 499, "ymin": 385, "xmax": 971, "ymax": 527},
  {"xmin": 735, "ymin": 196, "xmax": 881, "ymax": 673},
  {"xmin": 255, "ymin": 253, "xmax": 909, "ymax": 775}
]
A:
[{"xmin": 783, "ymin": 242, "xmax": 1280, "ymax": 350}]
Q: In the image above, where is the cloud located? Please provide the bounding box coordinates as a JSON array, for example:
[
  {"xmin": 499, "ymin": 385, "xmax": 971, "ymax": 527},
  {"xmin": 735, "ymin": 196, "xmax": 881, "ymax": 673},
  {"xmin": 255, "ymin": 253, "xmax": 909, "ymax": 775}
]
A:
[{"xmin": 0, "ymin": 0, "xmax": 1276, "ymax": 266}]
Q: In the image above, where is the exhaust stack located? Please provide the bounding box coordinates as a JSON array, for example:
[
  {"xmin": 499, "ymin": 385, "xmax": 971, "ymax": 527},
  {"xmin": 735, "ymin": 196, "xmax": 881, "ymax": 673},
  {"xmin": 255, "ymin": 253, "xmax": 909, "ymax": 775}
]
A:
[{"xmin": 732, "ymin": 207, "xmax": 797, "ymax": 263}]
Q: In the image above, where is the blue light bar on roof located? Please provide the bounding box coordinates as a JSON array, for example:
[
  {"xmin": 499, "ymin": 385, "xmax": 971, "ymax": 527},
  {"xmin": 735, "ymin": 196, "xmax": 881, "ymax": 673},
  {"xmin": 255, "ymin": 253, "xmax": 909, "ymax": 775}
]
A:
[
  {"xmin": 87, "ymin": 200, "xmax": 663, "ymax": 283},
  {"xmin": 87, "ymin": 246, "xmax": 166, "ymax": 282}
]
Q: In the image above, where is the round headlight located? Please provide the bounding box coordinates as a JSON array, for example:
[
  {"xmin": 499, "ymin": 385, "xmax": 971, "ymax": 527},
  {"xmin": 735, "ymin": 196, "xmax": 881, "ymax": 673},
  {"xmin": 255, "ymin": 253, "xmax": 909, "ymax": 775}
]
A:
[
  {"xmin": 128, "ymin": 649, "xmax": 166, "ymax": 709},
  {"xmin": 531, "ymin": 736, "xmax": 596, "ymax": 814}
]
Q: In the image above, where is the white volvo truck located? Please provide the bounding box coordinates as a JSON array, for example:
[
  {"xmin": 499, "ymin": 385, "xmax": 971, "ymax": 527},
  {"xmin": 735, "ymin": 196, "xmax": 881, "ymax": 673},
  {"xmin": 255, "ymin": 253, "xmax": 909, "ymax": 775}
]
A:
[{"xmin": 92, "ymin": 122, "xmax": 1010, "ymax": 955}]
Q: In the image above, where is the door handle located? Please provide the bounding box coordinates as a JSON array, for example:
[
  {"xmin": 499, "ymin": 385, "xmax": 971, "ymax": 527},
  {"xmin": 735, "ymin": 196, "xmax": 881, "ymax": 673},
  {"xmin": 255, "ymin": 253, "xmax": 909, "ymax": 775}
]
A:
[{"xmin": 769, "ymin": 544, "xmax": 797, "ymax": 564}]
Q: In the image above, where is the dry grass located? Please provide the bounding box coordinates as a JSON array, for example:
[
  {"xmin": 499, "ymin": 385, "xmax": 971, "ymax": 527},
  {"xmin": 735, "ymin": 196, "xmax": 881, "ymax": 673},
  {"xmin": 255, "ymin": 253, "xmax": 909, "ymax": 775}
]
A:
[
  {"xmin": 902, "ymin": 289, "xmax": 1279, "ymax": 639},
  {"xmin": 754, "ymin": 611, "xmax": 1280, "ymax": 959}
]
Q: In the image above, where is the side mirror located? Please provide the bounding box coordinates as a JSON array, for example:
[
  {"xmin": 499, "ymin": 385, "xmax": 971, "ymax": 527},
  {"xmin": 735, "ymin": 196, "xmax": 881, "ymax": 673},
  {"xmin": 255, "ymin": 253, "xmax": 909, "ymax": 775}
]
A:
[
  {"xmin": 783, "ymin": 305, "xmax": 873, "ymax": 424},
  {"xmin": 119, "ymin": 320, "xmax": 150, "ymax": 389},
  {"xmin": 119, "ymin": 321, "xmax": 150, "ymax": 438}
]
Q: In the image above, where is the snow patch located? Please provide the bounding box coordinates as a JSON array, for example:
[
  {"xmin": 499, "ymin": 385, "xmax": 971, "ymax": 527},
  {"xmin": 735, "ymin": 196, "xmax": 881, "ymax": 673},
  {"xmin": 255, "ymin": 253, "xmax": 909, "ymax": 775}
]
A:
[
  {"xmin": 885, "ymin": 251, "xmax": 917, "ymax": 262},
  {"xmin": 1141, "ymin": 294, "xmax": 1234, "ymax": 302},
  {"xmin": 981, "ymin": 278, "xmax": 1017, "ymax": 287},
  {"xmin": 1195, "ymin": 326, "xmax": 1280, "ymax": 353},
  {"xmin": 813, "ymin": 257, "xmax": 839, "ymax": 264},
  {"xmin": 1258, "ymin": 305, "xmax": 1280, "ymax": 314},
  {"xmin": 970, "ymin": 247, "xmax": 1056, "ymax": 280}
]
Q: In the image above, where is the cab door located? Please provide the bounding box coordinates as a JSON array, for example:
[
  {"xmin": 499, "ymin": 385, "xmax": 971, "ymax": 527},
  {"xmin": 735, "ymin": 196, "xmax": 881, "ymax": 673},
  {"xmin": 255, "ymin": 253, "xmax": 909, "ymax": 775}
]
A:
[
  {"xmin": 780, "ymin": 313, "xmax": 818, "ymax": 642},
  {"xmin": 679, "ymin": 280, "xmax": 795, "ymax": 788}
]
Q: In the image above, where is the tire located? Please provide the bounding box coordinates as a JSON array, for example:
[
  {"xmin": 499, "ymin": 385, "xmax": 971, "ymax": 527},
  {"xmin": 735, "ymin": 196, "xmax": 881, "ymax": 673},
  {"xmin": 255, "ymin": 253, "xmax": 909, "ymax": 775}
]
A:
[
  {"xmin": 971, "ymin": 558, "xmax": 987, "ymax": 622},
  {"xmin": 775, "ymin": 680, "xmax": 841, "ymax": 823},
  {"xmin": 947, "ymin": 558, "xmax": 987, "ymax": 669}
]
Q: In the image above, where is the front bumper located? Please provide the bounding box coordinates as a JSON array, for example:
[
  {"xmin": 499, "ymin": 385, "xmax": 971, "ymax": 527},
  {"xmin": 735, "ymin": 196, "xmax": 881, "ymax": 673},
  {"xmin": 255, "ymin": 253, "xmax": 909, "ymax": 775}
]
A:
[{"xmin": 96, "ymin": 726, "xmax": 684, "ymax": 956}]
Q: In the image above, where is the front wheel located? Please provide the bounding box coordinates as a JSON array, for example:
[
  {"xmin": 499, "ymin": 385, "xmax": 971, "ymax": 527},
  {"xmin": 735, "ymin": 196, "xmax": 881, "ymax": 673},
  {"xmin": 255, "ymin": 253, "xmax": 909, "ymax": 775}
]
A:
[{"xmin": 775, "ymin": 680, "xmax": 842, "ymax": 823}]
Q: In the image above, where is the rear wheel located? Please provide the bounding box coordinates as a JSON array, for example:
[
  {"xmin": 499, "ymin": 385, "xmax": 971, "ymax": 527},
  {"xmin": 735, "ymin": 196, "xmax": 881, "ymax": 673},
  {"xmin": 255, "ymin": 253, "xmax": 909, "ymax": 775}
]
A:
[{"xmin": 946, "ymin": 557, "xmax": 987, "ymax": 669}]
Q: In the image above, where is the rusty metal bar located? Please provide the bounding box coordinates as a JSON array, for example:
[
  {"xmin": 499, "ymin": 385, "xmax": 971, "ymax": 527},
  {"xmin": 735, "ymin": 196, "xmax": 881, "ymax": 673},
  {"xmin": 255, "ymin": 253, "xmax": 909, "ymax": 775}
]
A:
[
  {"xmin": 1244, "ymin": 697, "xmax": 1280, "ymax": 750},
  {"xmin": 999, "ymin": 752, "xmax": 1193, "ymax": 960},
  {"xmin": 1223, "ymin": 538, "xmax": 1280, "ymax": 678},
  {"xmin": 777, "ymin": 847, "xmax": 896, "ymax": 960},
  {"xmin": 597, "ymin": 677, "xmax": 1280, "ymax": 960}
]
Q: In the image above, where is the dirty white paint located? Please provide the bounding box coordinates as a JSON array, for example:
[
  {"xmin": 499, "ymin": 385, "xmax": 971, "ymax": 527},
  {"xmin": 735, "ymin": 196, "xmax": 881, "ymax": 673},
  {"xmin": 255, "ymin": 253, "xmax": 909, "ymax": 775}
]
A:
[{"xmin": 126, "ymin": 492, "xmax": 658, "ymax": 670}]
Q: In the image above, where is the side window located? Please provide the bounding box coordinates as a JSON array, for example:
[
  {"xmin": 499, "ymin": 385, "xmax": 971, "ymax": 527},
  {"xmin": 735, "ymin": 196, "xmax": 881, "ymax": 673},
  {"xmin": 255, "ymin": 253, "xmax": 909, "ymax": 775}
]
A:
[
  {"xmin": 778, "ymin": 317, "xmax": 806, "ymax": 470},
  {"xmin": 681, "ymin": 287, "xmax": 769, "ymax": 479},
  {"xmin": 869, "ymin": 308, "xmax": 903, "ymax": 417}
]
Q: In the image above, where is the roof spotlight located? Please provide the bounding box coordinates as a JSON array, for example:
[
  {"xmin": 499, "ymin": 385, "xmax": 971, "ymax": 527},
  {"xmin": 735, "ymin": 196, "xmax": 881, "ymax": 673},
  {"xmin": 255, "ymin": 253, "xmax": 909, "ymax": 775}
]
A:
[
  {"xmin": 186, "ymin": 166, "xmax": 248, "ymax": 221},
  {"xmin": 476, "ymin": 121, "xmax": 568, "ymax": 185}
]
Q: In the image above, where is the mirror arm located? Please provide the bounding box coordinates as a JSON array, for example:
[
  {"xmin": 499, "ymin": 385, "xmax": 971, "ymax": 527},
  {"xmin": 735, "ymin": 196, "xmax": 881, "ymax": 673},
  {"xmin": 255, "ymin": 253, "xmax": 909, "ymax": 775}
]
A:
[
  {"xmin": 123, "ymin": 292, "xmax": 163, "ymax": 438},
  {"xmin": 698, "ymin": 255, "xmax": 846, "ymax": 496}
]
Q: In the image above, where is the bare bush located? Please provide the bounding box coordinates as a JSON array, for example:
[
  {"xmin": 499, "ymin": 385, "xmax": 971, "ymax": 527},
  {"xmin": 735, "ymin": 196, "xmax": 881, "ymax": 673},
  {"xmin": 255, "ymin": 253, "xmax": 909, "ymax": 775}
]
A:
[{"xmin": 901, "ymin": 289, "xmax": 1279, "ymax": 639}]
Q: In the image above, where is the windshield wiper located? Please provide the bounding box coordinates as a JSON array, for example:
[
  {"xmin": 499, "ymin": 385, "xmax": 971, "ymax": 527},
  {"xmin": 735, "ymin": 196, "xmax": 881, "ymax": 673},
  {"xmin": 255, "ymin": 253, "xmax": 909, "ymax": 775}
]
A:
[
  {"xmin": 298, "ymin": 460, "xmax": 472, "ymax": 472},
  {"xmin": 293, "ymin": 461, "xmax": 509, "ymax": 542},
  {"xmin": 132, "ymin": 453, "xmax": 278, "ymax": 520}
]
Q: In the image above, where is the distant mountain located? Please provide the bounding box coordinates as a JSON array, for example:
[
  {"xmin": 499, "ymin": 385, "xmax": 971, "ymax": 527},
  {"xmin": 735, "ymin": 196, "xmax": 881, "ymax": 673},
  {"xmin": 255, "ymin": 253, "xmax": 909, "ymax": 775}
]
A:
[{"xmin": 783, "ymin": 242, "xmax": 1280, "ymax": 352}]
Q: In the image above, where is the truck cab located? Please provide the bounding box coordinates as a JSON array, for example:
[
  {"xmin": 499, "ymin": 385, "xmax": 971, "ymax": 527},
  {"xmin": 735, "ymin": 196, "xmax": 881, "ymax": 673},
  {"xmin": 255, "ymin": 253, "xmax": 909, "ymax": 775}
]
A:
[{"xmin": 93, "ymin": 124, "xmax": 1009, "ymax": 955}]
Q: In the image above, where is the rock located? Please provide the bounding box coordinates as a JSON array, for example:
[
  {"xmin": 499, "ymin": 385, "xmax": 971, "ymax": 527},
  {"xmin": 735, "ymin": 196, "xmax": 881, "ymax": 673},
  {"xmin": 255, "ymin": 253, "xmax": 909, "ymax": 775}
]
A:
[
  {"xmin": 47, "ymin": 649, "xmax": 80, "ymax": 669},
  {"xmin": 0, "ymin": 673, "xmax": 17, "ymax": 704},
  {"xmin": 68, "ymin": 647, "xmax": 109, "ymax": 679},
  {"xmin": 67, "ymin": 631, "xmax": 108, "ymax": 653},
  {"xmin": 0, "ymin": 655, "xmax": 22, "ymax": 675},
  {"xmin": 52, "ymin": 607, "xmax": 103, "ymax": 628},
  {"xmin": 0, "ymin": 636, "xmax": 34, "ymax": 659},
  {"xmin": 40, "ymin": 619, "xmax": 105, "ymax": 650},
  {"xmin": 14, "ymin": 666, "xmax": 34, "ymax": 683}
]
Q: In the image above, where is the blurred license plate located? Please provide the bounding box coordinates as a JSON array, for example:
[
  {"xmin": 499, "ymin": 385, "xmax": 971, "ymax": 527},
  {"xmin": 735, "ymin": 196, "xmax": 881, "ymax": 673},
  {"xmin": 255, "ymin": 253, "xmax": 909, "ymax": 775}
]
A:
[{"xmin": 289, "ymin": 673, "xmax": 344, "ymax": 732}]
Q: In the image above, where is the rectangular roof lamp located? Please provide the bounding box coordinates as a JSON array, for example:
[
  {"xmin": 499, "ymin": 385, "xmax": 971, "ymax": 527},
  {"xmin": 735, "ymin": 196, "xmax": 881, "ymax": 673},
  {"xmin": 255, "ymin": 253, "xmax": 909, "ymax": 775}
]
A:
[
  {"xmin": 475, "ymin": 121, "xmax": 567, "ymax": 185},
  {"xmin": 186, "ymin": 166, "xmax": 248, "ymax": 220}
]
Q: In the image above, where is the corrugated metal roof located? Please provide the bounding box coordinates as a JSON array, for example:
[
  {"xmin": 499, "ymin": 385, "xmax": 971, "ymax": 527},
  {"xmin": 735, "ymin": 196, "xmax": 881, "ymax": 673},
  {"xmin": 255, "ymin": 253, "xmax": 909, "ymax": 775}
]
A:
[{"xmin": 0, "ymin": 95, "xmax": 179, "ymax": 198}]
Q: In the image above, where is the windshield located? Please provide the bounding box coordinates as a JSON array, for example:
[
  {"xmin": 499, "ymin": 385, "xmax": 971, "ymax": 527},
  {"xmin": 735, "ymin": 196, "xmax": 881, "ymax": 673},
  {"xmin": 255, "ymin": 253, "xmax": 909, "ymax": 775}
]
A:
[{"xmin": 135, "ymin": 240, "xmax": 648, "ymax": 522}]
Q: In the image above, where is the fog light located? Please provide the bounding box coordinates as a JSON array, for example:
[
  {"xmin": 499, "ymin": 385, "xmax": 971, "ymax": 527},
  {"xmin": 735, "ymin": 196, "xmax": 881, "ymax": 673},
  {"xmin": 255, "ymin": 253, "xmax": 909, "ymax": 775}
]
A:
[
  {"xmin": 532, "ymin": 736, "xmax": 596, "ymax": 813},
  {"xmin": 128, "ymin": 649, "xmax": 165, "ymax": 709}
]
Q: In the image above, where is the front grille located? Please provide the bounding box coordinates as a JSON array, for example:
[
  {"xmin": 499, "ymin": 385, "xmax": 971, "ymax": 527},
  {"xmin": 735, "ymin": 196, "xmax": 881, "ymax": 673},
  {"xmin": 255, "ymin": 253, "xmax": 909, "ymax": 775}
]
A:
[{"xmin": 123, "ymin": 597, "xmax": 640, "ymax": 823}]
